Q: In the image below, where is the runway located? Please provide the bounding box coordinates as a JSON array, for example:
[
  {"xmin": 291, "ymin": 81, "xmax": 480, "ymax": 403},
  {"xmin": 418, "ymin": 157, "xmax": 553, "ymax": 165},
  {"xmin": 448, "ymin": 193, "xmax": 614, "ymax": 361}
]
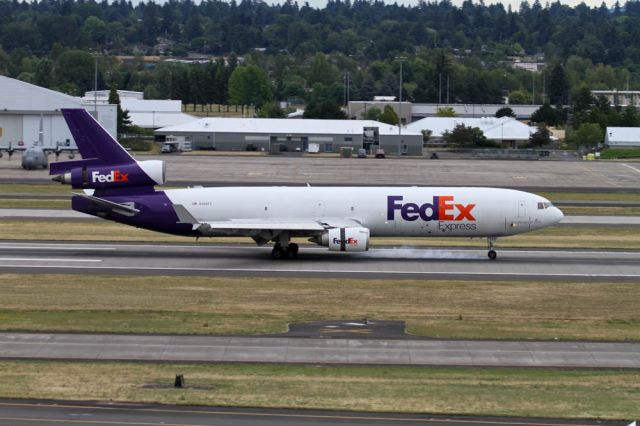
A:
[
  {"xmin": 0, "ymin": 241, "xmax": 639, "ymax": 281},
  {"xmin": 2, "ymin": 332, "xmax": 640, "ymax": 368},
  {"xmin": 0, "ymin": 400, "xmax": 624, "ymax": 426}
]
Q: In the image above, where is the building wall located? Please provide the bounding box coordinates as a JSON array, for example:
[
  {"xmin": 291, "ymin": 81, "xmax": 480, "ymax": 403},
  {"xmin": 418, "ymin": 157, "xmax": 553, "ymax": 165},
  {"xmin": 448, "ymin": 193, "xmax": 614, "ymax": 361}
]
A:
[
  {"xmin": 158, "ymin": 130, "xmax": 423, "ymax": 155},
  {"xmin": 0, "ymin": 105, "xmax": 116, "ymax": 150}
]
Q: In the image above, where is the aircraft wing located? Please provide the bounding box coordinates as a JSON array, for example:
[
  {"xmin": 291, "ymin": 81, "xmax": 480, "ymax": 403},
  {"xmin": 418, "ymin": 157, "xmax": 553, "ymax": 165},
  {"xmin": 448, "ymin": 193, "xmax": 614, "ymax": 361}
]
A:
[{"xmin": 173, "ymin": 204, "xmax": 362, "ymax": 235}]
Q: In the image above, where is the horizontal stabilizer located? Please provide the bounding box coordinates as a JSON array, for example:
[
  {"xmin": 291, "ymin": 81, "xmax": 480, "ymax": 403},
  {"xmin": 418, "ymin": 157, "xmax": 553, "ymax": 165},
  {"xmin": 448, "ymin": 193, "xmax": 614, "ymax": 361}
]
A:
[
  {"xmin": 75, "ymin": 193, "xmax": 140, "ymax": 217},
  {"xmin": 49, "ymin": 158, "xmax": 100, "ymax": 175}
]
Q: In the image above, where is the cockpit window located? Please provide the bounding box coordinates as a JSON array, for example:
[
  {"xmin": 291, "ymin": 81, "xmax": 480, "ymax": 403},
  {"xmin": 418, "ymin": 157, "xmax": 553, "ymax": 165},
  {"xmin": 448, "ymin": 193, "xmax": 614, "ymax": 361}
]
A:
[{"xmin": 537, "ymin": 202, "xmax": 552, "ymax": 210}]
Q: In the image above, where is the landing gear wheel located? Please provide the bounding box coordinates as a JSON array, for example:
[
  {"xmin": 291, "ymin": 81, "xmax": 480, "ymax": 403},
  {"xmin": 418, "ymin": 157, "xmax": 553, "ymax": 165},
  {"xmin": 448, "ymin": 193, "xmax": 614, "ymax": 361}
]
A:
[
  {"xmin": 488, "ymin": 250, "xmax": 497, "ymax": 260},
  {"xmin": 271, "ymin": 244, "xmax": 285, "ymax": 259},
  {"xmin": 286, "ymin": 243, "xmax": 299, "ymax": 259}
]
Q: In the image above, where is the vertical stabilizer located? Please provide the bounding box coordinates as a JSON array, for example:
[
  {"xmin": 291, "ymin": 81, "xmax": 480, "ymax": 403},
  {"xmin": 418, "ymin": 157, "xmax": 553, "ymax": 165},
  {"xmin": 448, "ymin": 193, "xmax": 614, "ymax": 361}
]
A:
[{"xmin": 61, "ymin": 108, "xmax": 134, "ymax": 165}]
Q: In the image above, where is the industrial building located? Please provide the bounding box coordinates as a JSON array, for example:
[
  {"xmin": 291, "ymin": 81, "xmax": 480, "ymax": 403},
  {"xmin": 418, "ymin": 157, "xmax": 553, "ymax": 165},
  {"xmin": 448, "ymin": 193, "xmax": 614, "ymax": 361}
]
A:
[
  {"xmin": 605, "ymin": 127, "xmax": 640, "ymax": 147},
  {"xmin": 592, "ymin": 90, "xmax": 640, "ymax": 107},
  {"xmin": 155, "ymin": 117, "xmax": 424, "ymax": 155},
  {"xmin": 406, "ymin": 116, "xmax": 535, "ymax": 148},
  {"xmin": 0, "ymin": 76, "xmax": 116, "ymax": 150},
  {"xmin": 83, "ymin": 90, "xmax": 195, "ymax": 129}
]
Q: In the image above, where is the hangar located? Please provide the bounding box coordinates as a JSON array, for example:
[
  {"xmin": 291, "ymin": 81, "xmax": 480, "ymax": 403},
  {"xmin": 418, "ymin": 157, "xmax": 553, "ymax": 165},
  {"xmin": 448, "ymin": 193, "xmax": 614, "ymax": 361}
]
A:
[
  {"xmin": 0, "ymin": 76, "xmax": 116, "ymax": 150},
  {"xmin": 406, "ymin": 116, "xmax": 534, "ymax": 148},
  {"xmin": 605, "ymin": 127, "xmax": 640, "ymax": 147},
  {"xmin": 155, "ymin": 117, "xmax": 424, "ymax": 155},
  {"xmin": 83, "ymin": 90, "xmax": 196, "ymax": 129}
]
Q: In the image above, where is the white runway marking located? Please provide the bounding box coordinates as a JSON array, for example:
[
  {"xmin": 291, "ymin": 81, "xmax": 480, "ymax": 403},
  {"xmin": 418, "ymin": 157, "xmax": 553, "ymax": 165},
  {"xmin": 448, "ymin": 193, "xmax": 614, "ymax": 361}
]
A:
[
  {"xmin": 0, "ymin": 245, "xmax": 117, "ymax": 251},
  {"xmin": 0, "ymin": 258, "xmax": 101, "ymax": 263},
  {"xmin": 0, "ymin": 263, "xmax": 638, "ymax": 278},
  {"xmin": 622, "ymin": 163, "xmax": 640, "ymax": 174},
  {"xmin": 1, "ymin": 242, "xmax": 639, "ymax": 257}
]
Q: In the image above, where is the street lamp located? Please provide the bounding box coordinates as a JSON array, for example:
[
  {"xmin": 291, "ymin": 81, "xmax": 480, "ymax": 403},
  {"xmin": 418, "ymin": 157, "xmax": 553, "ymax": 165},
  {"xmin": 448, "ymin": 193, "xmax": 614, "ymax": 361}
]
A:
[{"xmin": 396, "ymin": 56, "xmax": 406, "ymax": 156}]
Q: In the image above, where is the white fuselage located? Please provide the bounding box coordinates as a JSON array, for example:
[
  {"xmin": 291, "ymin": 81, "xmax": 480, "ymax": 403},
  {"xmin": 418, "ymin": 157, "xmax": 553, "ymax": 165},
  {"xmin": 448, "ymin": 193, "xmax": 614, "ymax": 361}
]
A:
[{"xmin": 165, "ymin": 186, "xmax": 563, "ymax": 238}]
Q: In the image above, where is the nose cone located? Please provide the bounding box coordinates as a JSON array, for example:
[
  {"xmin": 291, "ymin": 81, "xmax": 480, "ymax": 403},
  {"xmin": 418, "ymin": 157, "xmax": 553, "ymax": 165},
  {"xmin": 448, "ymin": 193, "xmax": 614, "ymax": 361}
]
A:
[{"xmin": 552, "ymin": 206, "xmax": 564, "ymax": 224}]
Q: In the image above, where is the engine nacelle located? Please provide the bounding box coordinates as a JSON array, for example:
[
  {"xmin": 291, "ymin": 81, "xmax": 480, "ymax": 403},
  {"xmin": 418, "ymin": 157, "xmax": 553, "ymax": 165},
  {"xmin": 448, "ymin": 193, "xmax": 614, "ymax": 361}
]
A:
[
  {"xmin": 55, "ymin": 160, "xmax": 166, "ymax": 189},
  {"xmin": 316, "ymin": 227, "xmax": 370, "ymax": 252}
]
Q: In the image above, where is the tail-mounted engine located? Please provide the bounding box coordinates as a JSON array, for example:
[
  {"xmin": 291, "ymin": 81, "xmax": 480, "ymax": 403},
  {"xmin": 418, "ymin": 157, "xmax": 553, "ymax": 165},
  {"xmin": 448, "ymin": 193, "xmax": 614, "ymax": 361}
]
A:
[
  {"xmin": 52, "ymin": 160, "xmax": 166, "ymax": 189},
  {"xmin": 313, "ymin": 227, "xmax": 370, "ymax": 252}
]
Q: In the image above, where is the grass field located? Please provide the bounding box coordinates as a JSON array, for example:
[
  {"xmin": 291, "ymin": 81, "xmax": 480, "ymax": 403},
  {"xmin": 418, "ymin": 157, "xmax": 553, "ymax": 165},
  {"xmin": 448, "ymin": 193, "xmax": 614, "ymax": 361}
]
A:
[
  {"xmin": 1, "ymin": 274, "xmax": 639, "ymax": 340},
  {"xmin": 0, "ymin": 361, "xmax": 638, "ymax": 419}
]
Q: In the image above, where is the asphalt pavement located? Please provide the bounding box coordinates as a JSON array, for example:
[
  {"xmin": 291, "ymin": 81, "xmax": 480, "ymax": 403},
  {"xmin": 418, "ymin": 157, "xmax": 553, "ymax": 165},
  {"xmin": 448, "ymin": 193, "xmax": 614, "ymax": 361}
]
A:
[
  {"xmin": 2, "ymin": 155, "xmax": 640, "ymax": 189},
  {"xmin": 0, "ymin": 399, "xmax": 627, "ymax": 426},
  {"xmin": 0, "ymin": 241, "xmax": 638, "ymax": 281}
]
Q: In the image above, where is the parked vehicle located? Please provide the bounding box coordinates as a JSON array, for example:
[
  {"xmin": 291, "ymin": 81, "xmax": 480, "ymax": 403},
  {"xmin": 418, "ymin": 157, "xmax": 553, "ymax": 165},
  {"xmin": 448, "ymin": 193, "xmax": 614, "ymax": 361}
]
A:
[{"xmin": 375, "ymin": 148, "xmax": 385, "ymax": 158}]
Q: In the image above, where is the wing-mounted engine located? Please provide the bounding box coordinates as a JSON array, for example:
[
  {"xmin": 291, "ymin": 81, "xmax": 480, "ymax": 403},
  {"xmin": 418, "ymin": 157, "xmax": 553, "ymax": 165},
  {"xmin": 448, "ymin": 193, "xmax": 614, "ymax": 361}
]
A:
[
  {"xmin": 52, "ymin": 160, "xmax": 166, "ymax": 189},
  {"xmin": 313, "ymin": 227, "xmax": 370, "ymax": 252}
]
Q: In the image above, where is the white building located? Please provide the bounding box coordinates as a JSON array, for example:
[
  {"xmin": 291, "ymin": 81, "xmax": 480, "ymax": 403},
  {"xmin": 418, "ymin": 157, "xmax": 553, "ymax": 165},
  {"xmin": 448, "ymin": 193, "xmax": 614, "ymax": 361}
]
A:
[
  {"xmin": 83, "ymin": 90, "xmax": 195, "ymax": 129},
  {"xmin": 410, "ymin": 104, "xmax": 541, "ymax": 120},
  {"xmin": 591, "ymin": 90, "xmax": 640, "ymax": 107},
  {"xmin": 605, "ymin": 127, "xmax": 640, "ymax": 147},
  {"xmin": 156, "ymin": 117, "xmax": 424, "ymax": 155},
  {"xmin": 0, "ymin": 76, "xmax": 116, "ymax": 150},
  {"xmin": 406, "ymin": 116, "xmax": 534, "ymax": 148}
]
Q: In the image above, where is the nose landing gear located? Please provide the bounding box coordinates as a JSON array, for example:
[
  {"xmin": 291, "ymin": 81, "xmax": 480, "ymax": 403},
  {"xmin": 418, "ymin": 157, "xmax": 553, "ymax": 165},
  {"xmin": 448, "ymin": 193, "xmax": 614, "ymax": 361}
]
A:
[{"xmin": 487, "ymin": 237, "xmax": 497, "ymax": 260}]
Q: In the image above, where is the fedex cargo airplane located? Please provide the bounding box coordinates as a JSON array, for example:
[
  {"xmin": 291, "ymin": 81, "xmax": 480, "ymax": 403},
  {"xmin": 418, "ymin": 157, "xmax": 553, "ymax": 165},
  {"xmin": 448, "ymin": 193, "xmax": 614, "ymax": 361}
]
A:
[{"xmin": 51, "ymin": 109, "xmax": 564, "ymax": 260}]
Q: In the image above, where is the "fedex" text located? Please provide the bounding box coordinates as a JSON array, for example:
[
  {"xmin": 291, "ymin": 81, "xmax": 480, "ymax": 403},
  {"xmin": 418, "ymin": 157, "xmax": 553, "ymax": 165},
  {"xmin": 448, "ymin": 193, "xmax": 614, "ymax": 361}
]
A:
[
  {"xmin": 91, "ymin": 170, "xmax": 129, "ymax": 183},
  {"xmin": 387, "ymin": 195, "xmax": 476, "ymax": 222}
]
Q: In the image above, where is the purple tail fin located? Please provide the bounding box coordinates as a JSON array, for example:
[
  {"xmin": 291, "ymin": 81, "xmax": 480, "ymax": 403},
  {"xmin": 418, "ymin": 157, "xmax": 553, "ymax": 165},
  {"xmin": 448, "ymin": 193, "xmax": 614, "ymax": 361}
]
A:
[
  {"xmin": 62, "ymin": 108, "xmax": 134, "ymax": 164},
  {"xmin": 51, "ymin": 109, "xmax": 135, "ymax": 175}
]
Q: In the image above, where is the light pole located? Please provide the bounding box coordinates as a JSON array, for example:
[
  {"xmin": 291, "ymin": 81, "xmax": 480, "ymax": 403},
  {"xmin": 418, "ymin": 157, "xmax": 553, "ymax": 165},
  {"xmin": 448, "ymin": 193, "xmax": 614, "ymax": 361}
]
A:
[
  {"xmin": 396, "ymin": 56, "xmax": 406, "ymax": 156},
  {"xmin": 93, "ymin": 53, "xmax": 98, "ymax": 113}
]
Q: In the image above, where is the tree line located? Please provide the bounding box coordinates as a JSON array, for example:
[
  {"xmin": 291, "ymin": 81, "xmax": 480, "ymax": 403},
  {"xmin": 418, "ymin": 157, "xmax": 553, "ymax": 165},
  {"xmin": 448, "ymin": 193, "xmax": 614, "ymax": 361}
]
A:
[{"xmin": 2, "ymin": 0, "xmax": 640, "ymax": 124}]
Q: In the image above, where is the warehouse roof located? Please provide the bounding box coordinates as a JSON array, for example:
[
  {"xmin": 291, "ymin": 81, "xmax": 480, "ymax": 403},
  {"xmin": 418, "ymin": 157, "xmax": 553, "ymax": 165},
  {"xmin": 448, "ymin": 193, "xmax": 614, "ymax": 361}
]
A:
[
  {"xmin": 406, "ymin": 116, "xmax": 533, "ymax": 141},
  {"xmin": 0, "ymin": 75, "xmax": 81, "ymax": 111},
  {"xmin": 156, "ymin": 117, "xmax": 421, "ymax": 136},
  {"xmin": 605, "ymin": 127, "xmax": 640, "ymax": 146}
]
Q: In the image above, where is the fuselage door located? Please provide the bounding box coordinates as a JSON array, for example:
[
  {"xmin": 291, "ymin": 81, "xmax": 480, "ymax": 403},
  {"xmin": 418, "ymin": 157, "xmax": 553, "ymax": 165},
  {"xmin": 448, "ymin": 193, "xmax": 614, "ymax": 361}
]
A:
[{"xmin": 518, "ymin": 200, "xmax": 527, "ymax": 218}]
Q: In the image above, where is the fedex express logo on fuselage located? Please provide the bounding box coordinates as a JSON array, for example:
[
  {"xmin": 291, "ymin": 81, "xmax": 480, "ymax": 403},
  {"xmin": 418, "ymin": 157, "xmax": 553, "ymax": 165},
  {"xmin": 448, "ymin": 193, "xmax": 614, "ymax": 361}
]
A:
[
  {"xmin": 91, "ymin": 170, "xmax": 129, "ymax": 183},
  {"xmin": 387, "ymin": 195, "xmax": 476, "ymax": 222}
]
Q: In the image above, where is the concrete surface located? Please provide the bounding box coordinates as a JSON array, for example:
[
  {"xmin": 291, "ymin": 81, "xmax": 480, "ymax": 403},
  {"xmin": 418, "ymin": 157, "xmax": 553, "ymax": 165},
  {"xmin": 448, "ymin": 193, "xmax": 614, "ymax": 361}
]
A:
[
  {"xmin": 0, "ymin": 399, "xmax": 624, "ymax": 426},
  {"xmin": 1, "ymin": 332, "xmax": 640, "ymax": 368},
  {"xmin": 2, "ymin": 156, "xmax": 640, "ymax": 189}
]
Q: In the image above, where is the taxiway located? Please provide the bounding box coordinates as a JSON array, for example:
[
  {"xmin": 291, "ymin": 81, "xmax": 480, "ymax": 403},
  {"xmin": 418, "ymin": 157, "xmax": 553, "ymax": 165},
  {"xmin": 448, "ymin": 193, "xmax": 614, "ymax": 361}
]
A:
[
  {"xmin": 2, "ymin": 332, "xmax": 640, "ymax": 368},
  {"xmin": 0, "ymin": 400, "xmax": 624, "ymax": 426}
]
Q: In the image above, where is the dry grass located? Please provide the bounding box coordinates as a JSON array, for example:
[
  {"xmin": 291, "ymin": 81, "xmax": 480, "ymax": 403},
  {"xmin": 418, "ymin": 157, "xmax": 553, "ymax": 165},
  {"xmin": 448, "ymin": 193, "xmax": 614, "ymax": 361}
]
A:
[
  {"xmin": 0, "ymin": 274, "xmax": 639, "ymax": 340},
  {"xmin": 0, "ymin": 361, "xmax": 638, "ymax": 419},
  {"xmin": 559, "ymin": 206, "xmax": 640, "ymax": 216},
  {"xmin": 0, "ymin": 199, "xmax": 70, "ymax": 208},
  {"xmin": 0, "ymin": 220, "xmax": 639, "ymax": 249},
  {"xmin": 0, "ymin": 183, "xmax": 69, "ymax": 194}
]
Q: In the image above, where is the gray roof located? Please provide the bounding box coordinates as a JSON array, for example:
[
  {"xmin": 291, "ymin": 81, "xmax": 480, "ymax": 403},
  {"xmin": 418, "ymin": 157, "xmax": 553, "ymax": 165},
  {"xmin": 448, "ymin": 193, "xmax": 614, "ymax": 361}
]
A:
[{"xmin": 0, "ymin": 75, "xmax": 81, "ymax": 111}]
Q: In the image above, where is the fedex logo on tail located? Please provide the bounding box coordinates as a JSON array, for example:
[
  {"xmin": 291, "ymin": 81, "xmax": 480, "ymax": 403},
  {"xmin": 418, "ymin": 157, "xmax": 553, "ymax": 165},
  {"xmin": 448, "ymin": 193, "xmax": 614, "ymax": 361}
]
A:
[
  {"xmin": 91, "ymin": 170, "xmax": 129, "ymax": 183},
  {"xmin": 387, "ymin": 195, "xmax": 476, "ymax": 222}
]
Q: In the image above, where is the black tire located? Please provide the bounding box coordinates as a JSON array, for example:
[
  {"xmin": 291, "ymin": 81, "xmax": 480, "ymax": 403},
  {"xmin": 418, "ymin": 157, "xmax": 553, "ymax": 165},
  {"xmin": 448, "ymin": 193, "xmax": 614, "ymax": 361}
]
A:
[
  {"xmin": 287, "ymin": 243, "xmax": 299, "ymax": 255},
  {"xmin": 271, "ymin": 245, "xmax": 285, "ymax": 259},
  {"xmin": 488, "ymin": 250, "xmax": 497, "ymax": 260}
]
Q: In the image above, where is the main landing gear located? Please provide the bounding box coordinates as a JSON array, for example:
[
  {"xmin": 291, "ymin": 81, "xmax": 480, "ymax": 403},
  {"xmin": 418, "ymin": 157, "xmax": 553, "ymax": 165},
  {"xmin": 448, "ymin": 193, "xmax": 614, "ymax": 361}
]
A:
[
  {"xmin": 271, "ymin": 242, "xmax": 299, "ymax": 259},
  {"xmin": 487, "ymin": 236, "xmax": 497, "ymax": 260}
]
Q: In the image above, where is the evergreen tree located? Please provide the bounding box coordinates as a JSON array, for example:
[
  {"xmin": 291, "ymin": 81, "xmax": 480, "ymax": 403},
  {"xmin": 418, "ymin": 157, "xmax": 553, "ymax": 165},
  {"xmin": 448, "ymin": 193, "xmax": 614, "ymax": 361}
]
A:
[
  {"xmin": 109, "ymin": 86, "xmax": 131, "ymax": 135},
  {"xmin": 378, "ymin": 105, "xmax": 399, "ymax": 125}
]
